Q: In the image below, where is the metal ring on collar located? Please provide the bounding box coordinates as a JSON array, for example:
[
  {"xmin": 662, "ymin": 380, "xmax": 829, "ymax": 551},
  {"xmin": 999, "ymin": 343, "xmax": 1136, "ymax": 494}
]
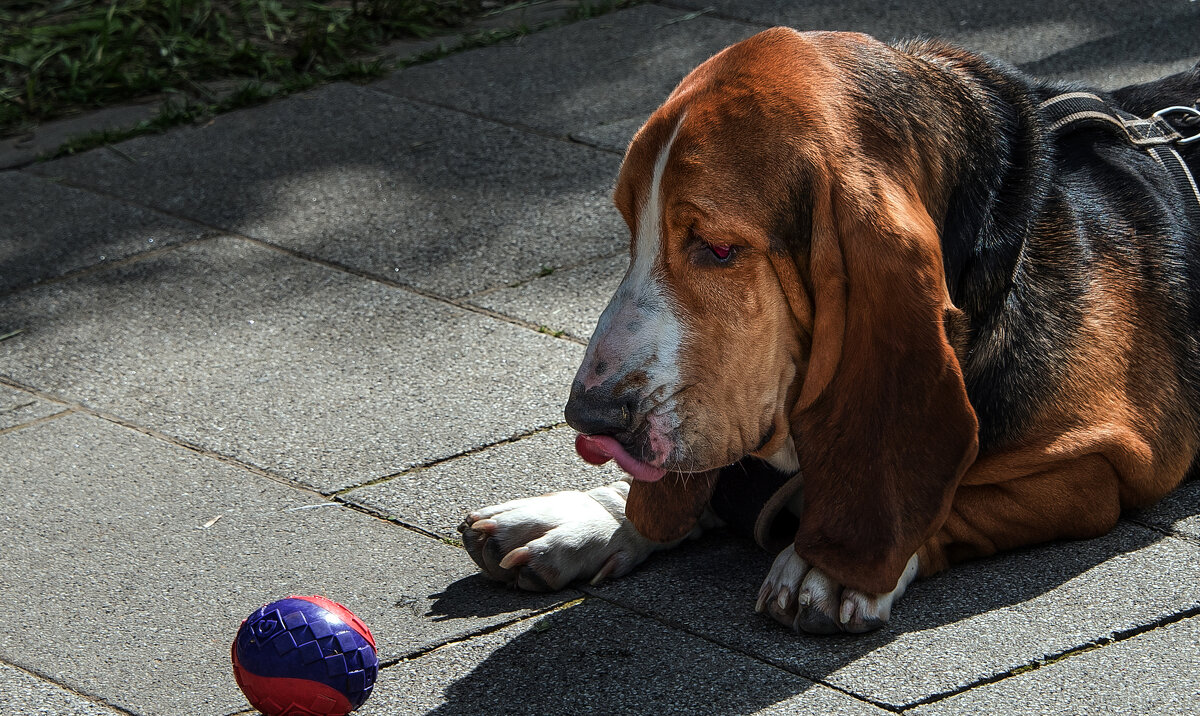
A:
[{"xmin": 1152, "ymin": 105, "xmax": 1200, "ymax": 144}]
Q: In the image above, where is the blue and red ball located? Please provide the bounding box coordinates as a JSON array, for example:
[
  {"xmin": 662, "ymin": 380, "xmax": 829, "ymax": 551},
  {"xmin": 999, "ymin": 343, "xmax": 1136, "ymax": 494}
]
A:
[{"xmin": 232, "ymin": 596, "xmax": 378, "ymax": 716}]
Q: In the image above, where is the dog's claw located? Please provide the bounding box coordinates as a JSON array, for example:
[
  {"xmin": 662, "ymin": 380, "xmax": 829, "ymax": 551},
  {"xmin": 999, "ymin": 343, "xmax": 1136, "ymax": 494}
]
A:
[
  {"xmin": 775, "ymin": 587, "xmax": 792, "ymax": 612},
  {"xmin": 759, "ymin": 548, "xmax": 920, "ymax": 635},
  {"xmin": 840, "ymin": 598, "xmax": 855, "ymax": 625},
  {"xmin": 499, "ymin": 545, "xmax": 531, "ymax": 570},
  {"xmin": 755, "ymin": 586, "xmax": 771, "ymax": 613},
  {"xmin": 471, "ymin": 518, "xmax": 498, "ymax": 534}
]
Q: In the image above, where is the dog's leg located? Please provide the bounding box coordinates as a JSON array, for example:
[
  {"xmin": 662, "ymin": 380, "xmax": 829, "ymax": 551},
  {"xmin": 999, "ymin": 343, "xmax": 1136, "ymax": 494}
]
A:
[
  {"xmin": 756, "ymin": 547, "xmax": 920, "ymax": 634},
  {"xmin": 917, "ymin": 452, "xmax": 1131, "ymax": 576},
  {"xmin": 459, "ymin": 480, "xmax": 716, "ymax": 591}
]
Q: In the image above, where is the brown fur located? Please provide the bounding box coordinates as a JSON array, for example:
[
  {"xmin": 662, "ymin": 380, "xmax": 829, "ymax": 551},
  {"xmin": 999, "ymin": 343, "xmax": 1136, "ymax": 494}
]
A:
[{"xmin": 611, "ymin": 27, "xmax": 1198, "ymax": 593}]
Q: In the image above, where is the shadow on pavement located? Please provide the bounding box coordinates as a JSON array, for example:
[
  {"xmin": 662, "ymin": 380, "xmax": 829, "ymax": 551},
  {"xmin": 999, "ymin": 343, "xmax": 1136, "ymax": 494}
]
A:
[{"xmin": 425, "ymin": 479, "xmax": 1199, "ymax": 713}]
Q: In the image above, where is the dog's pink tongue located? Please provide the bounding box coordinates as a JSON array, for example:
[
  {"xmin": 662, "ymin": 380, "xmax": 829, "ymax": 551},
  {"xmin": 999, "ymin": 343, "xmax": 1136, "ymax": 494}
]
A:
[{"xmin": 575, "ymin": 434, "xmax": 667, "ymax": 483}]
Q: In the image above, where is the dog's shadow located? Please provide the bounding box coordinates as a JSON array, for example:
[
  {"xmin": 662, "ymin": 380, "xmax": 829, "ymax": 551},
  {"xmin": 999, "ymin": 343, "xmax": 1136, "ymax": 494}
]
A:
[{"xmin": 420, "ymin": 481, "xmax": 1199, "ymax": 714}]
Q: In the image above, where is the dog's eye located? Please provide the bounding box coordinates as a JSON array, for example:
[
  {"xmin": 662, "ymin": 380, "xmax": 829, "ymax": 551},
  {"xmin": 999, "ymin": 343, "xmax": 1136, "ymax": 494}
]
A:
[{"xmin": 689, "ymin": 228, "xmax": 736, "ymax": 265}]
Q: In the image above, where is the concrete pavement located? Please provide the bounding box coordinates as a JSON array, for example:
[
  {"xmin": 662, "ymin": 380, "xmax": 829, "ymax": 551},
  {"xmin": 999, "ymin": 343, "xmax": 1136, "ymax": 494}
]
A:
[{"xmin": 2, "ymin": 1, "xmax": 1198, "ymax": 714}]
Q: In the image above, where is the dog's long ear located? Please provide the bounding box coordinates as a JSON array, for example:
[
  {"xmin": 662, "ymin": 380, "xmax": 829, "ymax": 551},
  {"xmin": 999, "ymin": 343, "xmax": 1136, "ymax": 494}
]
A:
[
  {"xmin": 791, "ymin": 171, "xmax": 979, "ymax": 594},
  {"xmin": 625, "ymin": 471, "xmax": 720, "ymax": 543}
]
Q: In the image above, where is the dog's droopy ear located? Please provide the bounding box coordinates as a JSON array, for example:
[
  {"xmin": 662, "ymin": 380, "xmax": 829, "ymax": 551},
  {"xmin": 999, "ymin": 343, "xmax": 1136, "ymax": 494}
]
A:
[{"xmin": 791, "ymin": 172, "xmax": 979, "ymax": 594}]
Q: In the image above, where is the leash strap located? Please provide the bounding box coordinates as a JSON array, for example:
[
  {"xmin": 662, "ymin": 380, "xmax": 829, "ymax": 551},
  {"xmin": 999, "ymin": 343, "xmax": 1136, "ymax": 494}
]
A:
[{"xmin": 1038, "ymin": 91, "xmax": 1200, "ymax": 224}]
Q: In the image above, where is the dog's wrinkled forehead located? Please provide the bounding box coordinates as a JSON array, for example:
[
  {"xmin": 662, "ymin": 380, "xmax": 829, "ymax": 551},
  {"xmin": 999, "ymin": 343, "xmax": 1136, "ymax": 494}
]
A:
[{"xmin": 613, "ymin": 30, "xmax": 853, "ymax": 251}]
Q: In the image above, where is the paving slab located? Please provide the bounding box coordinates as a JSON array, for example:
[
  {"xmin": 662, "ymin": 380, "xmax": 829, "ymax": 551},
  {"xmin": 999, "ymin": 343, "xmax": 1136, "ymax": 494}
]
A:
[
  {"xmin": 0, "ymin": 237, "xmax": 581, "ymax": 492},
  {"xmin": 362, "ymin": 598, "xmax": 887, "ymax": 716},
  {"xmin": 0, "ymin": 384, "xmax": 65, "ymax": 431},
  {"xmin": 0, "ymin": 663, "xmax": 124, "ymax": 716},
  {"xmin": 1131, "ymin": 479, "xmax": 1200, "ymax": 541},
  {"xmin": 344, "ymin": 425, "xmax": 623, "ymax": 539},
  {"xmin": 671, "ymin": 0, "xmax": 1199, "ymax": 88},
  {"xmin": 26, "ymin": 82, "xmax": 624, "ymax": 299},
  {"xmin": 586, "ymin": 522, "xmax": 1200, "ymax": 708},
  {"xmin": 0, "ymin": 101, "xmax": 160, "ymax": 171},
  {"xmin": 1017, "ymin": 16, "xmax": 1200, "ymax": 90},
  {"xmin": 0, "ymin": 413, "xmax": 571, "ymax": 716},
  {"xmin": 912, "ymin": 615, "xmax": 1200, "ymax": 715},
  {"xmin": 0, "ymin": 172, "xmax": 213, "ymax": 294},
  {"xmin": 570, "ymin": 115, "xmax": 648, "ymax": 154},
  {"xmin": 374, "ymin": 4, "xmax": 758, "ymax": 141},
  {"xmin": 468, "ymin": 253, "xmax": 627, "ymax": 341}
]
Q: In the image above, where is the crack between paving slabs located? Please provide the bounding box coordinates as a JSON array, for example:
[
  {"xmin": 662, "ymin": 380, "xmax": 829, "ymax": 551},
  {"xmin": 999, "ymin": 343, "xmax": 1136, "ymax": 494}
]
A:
[
  {"xmin": 650, "ymin": 1, "xmax": 774, "ymax": 29},
  {"xmin": 0, "ymin": 222, "xmax": 217, "ymax": 300},
  {"xmin": 462, "ymin": 248, "xmax": 627, "ymax": 300},
  {"xmin": 216, "ymin": 597, "xmax": 595, "ymax": 716},
  {"xmin": 461, "ymin": 250, "xmax": 633, "ymax": 341},
  {"xmin": 362, "ymin": 86, "xmax": 626, "ymax": 157},
  {"xmin": 10, "ymin": 174, "xmax": 591, "ymax": 348},
  {"xmin": 1126, "ymin": 516, "xmax": 1200, "ymax": 547},
  {"xmin": 578, "ymin": 587, "xmax": 902, "ymax": 713},
  {"xmin": 897, "ymin": 603, "xmax": 1200, "ymax": 711},
  {"xmin": 227, "ymin": 233, "xmax": 591, "ymax": 347},
  {"xmin": 0, "ymin": 375, "xmax": 569, "ymax": 553},
  {"xmin": 332, "ymin": 421, "xmax": 568, "ymax": 497},
  {"xmin": 335, "ymin": 499, "xmax": 458, "ymax": 546},
  {"xmin": 383, "ymin": 596, "xmax": 589, "ymax": 669},
  {"xmin": 0, "ymin": 656, "xmax": 139, "ymax": 716},
  {"xmin": 218, "ymin": 597, "xmax": 594, "ymax": 715},
  {"xmin": 333, "ymin": 421, "xmax": 578, "ymax": 550},
  {"xmin": 0, "ymin": 374, "xmax": 333, "ymax": 497},
  {"xmin": 0, "ymin": 407, "xmax": 74, "ymax": 437}
]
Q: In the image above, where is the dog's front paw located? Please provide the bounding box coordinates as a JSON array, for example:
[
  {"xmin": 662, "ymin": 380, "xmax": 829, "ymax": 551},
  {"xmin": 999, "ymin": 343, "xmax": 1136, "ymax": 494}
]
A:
[
  {"xmin": 459, "ymin": 484, "xmax": 652, "ymax": 592},
  {"xmin": 755, "ymin": 547, "xmax": 919, "ymax": 634}
]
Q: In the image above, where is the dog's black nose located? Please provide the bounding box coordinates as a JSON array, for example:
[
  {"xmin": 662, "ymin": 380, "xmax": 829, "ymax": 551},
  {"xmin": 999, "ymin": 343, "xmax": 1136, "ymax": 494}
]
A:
[{"xmin": 564, "ymin": 381, "xmax": 636, "ymax": 436}]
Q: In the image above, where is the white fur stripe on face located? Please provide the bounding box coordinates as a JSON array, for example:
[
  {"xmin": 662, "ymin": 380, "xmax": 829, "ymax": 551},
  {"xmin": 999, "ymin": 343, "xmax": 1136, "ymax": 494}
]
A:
[
  {"xmin": 574, "ymin": 117, "xmax": 688, "ymax": 462},
  {"xmin": 586, "ymin": 116, "xmax": 686, "ymax": 349},
  {"xmin": 632, "ymin": 117, "xmax": 685, "ymax": 284}
]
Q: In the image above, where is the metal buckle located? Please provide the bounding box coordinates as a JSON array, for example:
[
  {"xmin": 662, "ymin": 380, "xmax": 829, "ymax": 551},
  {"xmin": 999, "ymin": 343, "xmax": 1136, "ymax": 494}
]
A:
[{"xmin": 1152, "ymin": 105, "xmax": 1200, "ymax": 145}]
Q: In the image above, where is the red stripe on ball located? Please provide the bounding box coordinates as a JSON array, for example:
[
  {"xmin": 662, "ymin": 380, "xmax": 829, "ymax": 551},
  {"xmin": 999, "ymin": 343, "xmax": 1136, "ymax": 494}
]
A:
[
  {"xmin": 233, "ymin": 645, "xmax": 354, "ymax": 716},
  {"xmin": 290, "ymin": 595, "xmax": 377, "ymax": 649}
]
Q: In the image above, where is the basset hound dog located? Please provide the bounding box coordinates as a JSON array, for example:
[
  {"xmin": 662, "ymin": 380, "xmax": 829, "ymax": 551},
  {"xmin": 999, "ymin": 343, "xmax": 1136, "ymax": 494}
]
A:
[{"xmin": 460, "ymin": 28, "xmax": 1200, "ymax": 634}]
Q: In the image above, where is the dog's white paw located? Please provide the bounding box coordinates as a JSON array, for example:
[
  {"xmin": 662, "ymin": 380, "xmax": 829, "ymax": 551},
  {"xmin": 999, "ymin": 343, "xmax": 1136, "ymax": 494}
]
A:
[
  {"xmin": 755, "ymin": 547, "xmax": 918, "ymax": 634},
  {"xmin": 458, "ymin": 482, "xmax": 657, "ymax": 592}
]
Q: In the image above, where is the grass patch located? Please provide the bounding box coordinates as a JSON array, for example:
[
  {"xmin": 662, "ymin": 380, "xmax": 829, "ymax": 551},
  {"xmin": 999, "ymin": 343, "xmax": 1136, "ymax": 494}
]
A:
[
  {"xmin": 3, "ymin": 0, "xmax": 642, "ymax": 156},
  {"xmin": 0, "ymin": 0, "xmax": 506, "ymax": 137}
]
